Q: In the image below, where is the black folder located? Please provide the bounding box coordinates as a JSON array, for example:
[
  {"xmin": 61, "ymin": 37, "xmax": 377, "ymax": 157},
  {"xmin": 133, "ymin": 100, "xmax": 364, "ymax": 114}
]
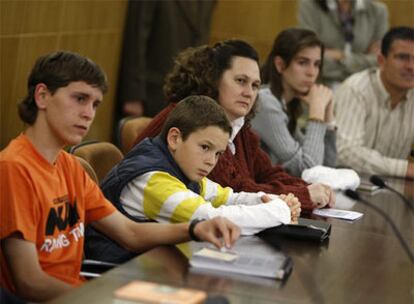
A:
[{"xmin": 257, "ymin": 218, "xmax": 331, "ymax": 243}]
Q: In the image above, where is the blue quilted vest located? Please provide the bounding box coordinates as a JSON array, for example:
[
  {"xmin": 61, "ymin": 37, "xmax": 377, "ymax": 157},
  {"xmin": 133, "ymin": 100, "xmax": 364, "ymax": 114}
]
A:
[{"xmin": 85, "ymin": 136, "xmax": 199, "ymax": 263}]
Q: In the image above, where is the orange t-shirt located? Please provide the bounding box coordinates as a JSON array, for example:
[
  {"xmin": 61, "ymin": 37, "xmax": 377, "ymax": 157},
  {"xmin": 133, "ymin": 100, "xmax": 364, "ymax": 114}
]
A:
[{"xmin": 0, "ymin": 134, "xmax": 116, "ymax": 292}]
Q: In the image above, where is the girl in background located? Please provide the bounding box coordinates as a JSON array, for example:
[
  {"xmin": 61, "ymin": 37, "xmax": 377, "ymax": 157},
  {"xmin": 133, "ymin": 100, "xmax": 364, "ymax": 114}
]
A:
[{"xmin": 252, "ymin": 28, "xmax": 336, "ymax": 177}]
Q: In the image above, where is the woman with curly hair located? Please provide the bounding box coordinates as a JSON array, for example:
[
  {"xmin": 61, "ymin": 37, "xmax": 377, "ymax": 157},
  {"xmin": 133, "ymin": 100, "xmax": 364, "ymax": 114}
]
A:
[{"xmin": 132, "ymin": 39, "xmax": 335, "ymax": 211}]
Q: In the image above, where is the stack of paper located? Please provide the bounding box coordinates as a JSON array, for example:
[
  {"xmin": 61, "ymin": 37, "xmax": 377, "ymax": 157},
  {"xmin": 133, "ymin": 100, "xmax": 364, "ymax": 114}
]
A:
[
  {"xmin": 313, "ymin": 208, "xmax": 363, "ymax": 221},
  {"xmin": 189, "ymin": 237, "xmax": 292, "ymax": 280}
]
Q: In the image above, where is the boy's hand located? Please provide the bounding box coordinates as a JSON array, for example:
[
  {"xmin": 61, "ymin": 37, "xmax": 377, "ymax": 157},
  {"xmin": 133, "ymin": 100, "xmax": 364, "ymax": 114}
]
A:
[
  {"xmin": 279, "ymin": 193, "xmax": 301, "ymax": 224},
  {"xmin": 194, "ymin": 217, "xmax": 240, "ymax": 249},
  {"xmin": 260, "ymin": 194, "xmax": 272, "ymax": 203}
]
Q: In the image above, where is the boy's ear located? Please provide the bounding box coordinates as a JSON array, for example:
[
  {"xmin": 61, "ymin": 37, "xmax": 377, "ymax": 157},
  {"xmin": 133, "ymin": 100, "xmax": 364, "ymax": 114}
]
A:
[
  {"xmin": 34, "ymin": 83, "xmax": 50, "ymax": 110},
  {"xmin": 166, "ymin": 127, "xmax": 182, "ymax": 152},
  {"xmin": 274, "ymin": 56, "xmax": 285, "ymax": 73}
]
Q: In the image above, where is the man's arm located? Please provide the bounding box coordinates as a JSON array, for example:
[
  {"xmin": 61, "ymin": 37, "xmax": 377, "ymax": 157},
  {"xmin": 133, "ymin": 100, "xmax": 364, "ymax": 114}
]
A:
[
  {"xmin": 2, "ymin": 235, "xmax": 72, "ymax": 302},
  {"xmin": 92, "ymin": 211, "xmax": 240, "ymax": 252}
]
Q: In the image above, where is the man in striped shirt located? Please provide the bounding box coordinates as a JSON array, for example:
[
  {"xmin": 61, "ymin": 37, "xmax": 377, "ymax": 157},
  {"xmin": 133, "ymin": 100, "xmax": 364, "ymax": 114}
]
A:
[{"xmin": 335, "ymin": 26, "xmax": 414, "ymax": 178}]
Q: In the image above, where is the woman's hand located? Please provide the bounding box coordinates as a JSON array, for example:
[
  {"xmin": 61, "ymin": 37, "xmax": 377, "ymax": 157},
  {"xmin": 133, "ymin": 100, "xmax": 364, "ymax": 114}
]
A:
[
  {"xmin": 301, "ymin": 84, "xmax": 333, "ymax": 121},
  {"xmin": 307, "ymin": 183, "xmax": 335, "ymax": 209}
]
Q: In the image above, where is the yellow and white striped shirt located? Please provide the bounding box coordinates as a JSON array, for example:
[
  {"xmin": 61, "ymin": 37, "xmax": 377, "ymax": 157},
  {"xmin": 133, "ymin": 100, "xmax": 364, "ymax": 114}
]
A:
[
  {"xmin": 335, "ymin": 69, "xmax": 414, "ymax": 177},
  {"xmin": 119, "ymin": 171, "xmax": 291, "ymax": 235}
]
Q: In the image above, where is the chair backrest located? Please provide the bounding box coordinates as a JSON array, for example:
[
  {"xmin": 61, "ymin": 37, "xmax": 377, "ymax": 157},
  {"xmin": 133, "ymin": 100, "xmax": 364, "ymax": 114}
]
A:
[
  {"xmin": 70, "ymin": 141, "xmax": 124, "ymax": 183},
  {"xmin": 75, "ymin": 156, "xmax": 99, "ymax": 184},
  {"xmin": 117, "ymin": 116, "xmax": 152, "ymax": 154}
]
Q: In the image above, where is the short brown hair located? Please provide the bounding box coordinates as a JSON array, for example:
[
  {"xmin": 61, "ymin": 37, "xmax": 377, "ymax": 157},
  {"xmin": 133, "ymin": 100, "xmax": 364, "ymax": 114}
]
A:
[
  {"xmin": 381, "ymin": 26, "xmax": 414, "ymax": 56},
  {"xmin": 160, "ymin": 95, "xmax": 232, "ymax": 142},
  {"xmin": 18, "ymin": 51, "xmax": 107, "ymax": 125}
]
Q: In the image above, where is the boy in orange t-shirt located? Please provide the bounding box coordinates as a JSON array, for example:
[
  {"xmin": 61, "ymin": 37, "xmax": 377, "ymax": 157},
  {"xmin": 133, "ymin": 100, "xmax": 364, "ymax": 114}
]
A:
[{"xmin": 0, "ymin": 51, "xmax": 240, "ymax": 302}]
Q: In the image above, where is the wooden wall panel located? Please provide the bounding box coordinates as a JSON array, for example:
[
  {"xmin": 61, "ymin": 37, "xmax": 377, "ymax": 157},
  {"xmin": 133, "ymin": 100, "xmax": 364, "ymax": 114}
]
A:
[
  {"xmin": 0, "ymin": 37, "xmax": 24, "ymax": 141},
  {"xmin": 60, "ymin": 0, "xmax": 126, "ymax": 32},
  {"xmin": 0, "ymin": 0, "xmax": 127, "ymax": 149},
  {"xmin": 382, "ymin": 0, "xmax": 414, "ymax": 27},
  {"xmin": 1, "ymin": 1, "xmax": 26, "ymax": 35},
  {"xmin": 1, "ymin": 34, "xmax": 59, "ymax": 148},
  {"xmin": 18, "ymin": 1, "xmax": 62, "ymax": 34},
  {"xmin": 210, "ymin": 0, "xmax": 298, "ymax": 63}
]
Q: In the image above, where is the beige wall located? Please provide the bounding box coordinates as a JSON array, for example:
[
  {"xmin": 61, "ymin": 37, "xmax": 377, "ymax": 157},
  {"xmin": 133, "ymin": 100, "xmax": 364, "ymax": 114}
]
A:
[
  {"xmin": 0, "ymin": 0, "xmax": 127, "ymax": 149},
  {"xmin": 210, "ymin": 0, "xmax": 414, "ymax": 64}
]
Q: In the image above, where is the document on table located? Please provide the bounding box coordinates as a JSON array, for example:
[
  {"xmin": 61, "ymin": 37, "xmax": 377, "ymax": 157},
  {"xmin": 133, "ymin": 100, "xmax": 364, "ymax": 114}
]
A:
[
  {"xmin": 312, "ymin": 208, "xmax": 363, "ymax": 221},
  {"xmin": 189, "ymin": 237, "xmax": 292, "ymax": 280},
  {"xmin": 114, "ymin": 280, "xmax": 207, "ymax": 303}
]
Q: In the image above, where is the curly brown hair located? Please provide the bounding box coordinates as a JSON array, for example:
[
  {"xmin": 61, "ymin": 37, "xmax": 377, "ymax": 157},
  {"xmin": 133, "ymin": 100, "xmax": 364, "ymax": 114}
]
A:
[
  {"xmin": 163, "ymin": 45, "xmax": 218, "ymax": 103},
  {"xmin": 163, "ymin": 39, "xmax": 260, "ymax": 123}
]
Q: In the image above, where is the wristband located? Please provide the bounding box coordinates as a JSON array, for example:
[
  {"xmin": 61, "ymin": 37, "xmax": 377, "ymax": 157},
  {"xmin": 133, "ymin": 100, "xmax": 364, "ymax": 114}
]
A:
[{"xmin": 189, "ymin": 218, "xmax": 206, "ymax": 242}]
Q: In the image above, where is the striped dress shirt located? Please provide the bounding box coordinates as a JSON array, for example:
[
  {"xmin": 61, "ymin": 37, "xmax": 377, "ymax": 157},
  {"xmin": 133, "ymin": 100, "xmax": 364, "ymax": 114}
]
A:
[{"xmin": 335, "ymin": 68, "xmax": 414, "ymax": 177}]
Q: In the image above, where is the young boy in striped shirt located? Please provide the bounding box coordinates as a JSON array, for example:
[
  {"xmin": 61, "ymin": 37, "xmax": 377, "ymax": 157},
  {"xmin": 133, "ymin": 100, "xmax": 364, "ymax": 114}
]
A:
[{"xmin": 87, "ymin": 95, "xmax": 301, "ymax": 262}]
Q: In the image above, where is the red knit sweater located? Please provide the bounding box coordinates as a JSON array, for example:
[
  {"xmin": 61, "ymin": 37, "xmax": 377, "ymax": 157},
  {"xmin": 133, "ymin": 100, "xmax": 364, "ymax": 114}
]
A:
[
  {"xmin": 134, "ymin": 103, "xmax": 177, "ymax": 146},
  {"xmin": 134, "ymin": 103, "xmax": 313, "ymax": 211}
]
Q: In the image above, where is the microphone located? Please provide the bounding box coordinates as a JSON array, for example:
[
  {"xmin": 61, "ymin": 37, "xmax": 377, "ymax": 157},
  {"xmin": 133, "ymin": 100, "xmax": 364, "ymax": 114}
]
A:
[
  {"xmin": 370, "ymin": 175, "xmax": 414, "ymax": 213},
  {"xmin": 344, "ymin": 189, "xmax": 414, "ymax": 263}
]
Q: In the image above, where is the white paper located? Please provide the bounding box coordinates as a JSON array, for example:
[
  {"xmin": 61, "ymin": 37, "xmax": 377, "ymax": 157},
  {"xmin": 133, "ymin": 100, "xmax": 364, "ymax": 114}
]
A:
[{"xmin": 312, "ymin": 208, "xmax": 363, "ymax": 221}]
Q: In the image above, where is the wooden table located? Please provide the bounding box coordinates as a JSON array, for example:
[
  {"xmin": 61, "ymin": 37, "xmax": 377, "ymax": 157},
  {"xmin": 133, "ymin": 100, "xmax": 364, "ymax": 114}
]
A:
[{"xmin": 49, "ymin": 177, "xmax": 414, "ymax": 304}]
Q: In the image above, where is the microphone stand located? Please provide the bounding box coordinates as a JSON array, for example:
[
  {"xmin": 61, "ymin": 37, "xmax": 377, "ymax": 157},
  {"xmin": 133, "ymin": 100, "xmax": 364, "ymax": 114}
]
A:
[
  {"xmin": 370, "ymin": 175, "xmax": 414, "ymax": 213},
  {"xmin": 345, "ymin": 190, "xmax": 414, "ymax": 263}
]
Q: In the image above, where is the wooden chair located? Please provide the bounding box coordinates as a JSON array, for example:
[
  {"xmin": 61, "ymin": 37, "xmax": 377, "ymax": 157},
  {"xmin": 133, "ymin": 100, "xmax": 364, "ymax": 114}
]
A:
[
  {"xmin": 117, "ymin": 116, "xmax": 152, "ymax": 154},
  {"xmin": 69, "ymin": 141, "xmax": 123, "ymax": 183},
  {"xmin": 72, "ymin": 154, "xmax": 118, "ymax": 278},
  {"xmin": 75, "ymin": 156, "xmax": 99, "ymax": 184}
]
